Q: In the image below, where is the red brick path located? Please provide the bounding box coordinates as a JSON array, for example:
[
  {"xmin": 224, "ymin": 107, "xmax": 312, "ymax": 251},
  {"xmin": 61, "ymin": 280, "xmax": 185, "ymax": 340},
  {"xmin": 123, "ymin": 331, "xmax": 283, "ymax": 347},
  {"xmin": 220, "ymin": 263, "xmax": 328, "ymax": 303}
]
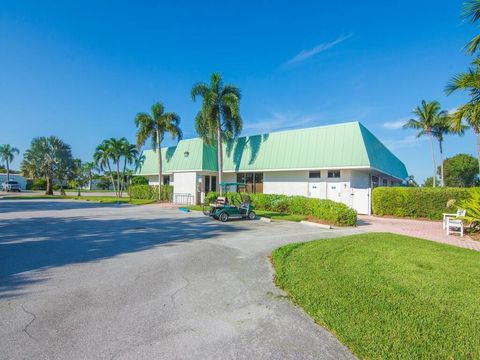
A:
[{"xmin": 357, "ymin": 215, "xmax": 480, "ymax": 252}]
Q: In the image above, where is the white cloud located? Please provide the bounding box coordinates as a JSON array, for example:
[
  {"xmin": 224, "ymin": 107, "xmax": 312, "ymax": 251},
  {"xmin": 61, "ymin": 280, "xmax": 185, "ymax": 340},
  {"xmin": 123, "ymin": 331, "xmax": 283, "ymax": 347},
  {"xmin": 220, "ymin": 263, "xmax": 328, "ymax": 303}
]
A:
[
  {"xmin": 382, "ymin": 119, "xmax": 406, "ymax": 130},
  {"xmin": 382, "ymin": 135, "xmax": 427, "ymax": 150},
  {"xmin": 244, "ymin": 110, "xmax": 321, "ymax": 134},
  {"xmin": 283, "ymin": 33, "xmax": 352, "ymax": 67}
]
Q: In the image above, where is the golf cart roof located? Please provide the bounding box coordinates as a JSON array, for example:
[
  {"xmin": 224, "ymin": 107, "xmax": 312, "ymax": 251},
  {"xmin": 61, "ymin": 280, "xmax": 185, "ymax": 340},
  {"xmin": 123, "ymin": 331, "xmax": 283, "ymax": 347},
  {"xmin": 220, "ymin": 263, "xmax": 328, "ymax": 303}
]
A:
[{"xmin": 218, "ymin": 182, "xmax": 247, "ymax": 187}]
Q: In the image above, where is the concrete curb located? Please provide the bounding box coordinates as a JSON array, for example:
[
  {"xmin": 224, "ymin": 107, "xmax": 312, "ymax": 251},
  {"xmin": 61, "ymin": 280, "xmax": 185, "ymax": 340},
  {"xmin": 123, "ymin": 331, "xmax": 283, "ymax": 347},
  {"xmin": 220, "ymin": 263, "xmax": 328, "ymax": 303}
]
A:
[{"xmin": 300, "ymin": 220, "xmax": 331, "ymax": 229}]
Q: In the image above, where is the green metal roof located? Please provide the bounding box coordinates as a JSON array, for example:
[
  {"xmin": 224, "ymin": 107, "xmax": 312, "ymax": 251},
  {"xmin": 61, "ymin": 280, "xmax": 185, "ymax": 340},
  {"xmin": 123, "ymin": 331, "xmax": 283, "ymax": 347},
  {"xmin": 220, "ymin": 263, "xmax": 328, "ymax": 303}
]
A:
[{"xmin": 135, "ymin": 122, "xmax": 408, "ymax": 180}]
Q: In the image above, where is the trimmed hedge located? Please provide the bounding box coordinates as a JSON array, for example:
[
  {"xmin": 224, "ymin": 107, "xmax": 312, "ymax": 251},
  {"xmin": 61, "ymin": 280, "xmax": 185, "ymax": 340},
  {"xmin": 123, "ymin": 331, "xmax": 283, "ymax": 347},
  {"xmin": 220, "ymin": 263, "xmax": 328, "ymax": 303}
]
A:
[
  {"xmin": 372, "ymin": 187, "xmax": 477, "ymax": 220},
  {"xmin": 204, "ymin": 191, "xmax": 357, "ymax": 226},
  {"xmin": 128, "ymin": 185, "xmax": 173, "ymax": 201}
]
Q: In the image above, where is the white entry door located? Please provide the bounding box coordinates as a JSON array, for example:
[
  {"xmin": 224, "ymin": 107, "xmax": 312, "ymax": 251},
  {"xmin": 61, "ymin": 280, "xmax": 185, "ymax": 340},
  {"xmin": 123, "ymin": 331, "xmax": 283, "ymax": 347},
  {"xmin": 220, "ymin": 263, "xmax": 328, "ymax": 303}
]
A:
[
  {"xmin": 326, "ymin": 182, "xmax": 342, "ymax": 202},
  {"xmin": 308, "ymin": 181, "xmax": 322, "ymax": 198}
]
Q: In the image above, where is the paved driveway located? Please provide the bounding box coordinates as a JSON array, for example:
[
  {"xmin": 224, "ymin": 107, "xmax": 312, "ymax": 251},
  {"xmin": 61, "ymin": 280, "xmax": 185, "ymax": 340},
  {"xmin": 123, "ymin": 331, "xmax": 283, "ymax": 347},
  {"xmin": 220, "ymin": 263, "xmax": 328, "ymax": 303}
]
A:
[{"xmin": 0, "ymin": 200, "xmax": 357, "ymax": 360}]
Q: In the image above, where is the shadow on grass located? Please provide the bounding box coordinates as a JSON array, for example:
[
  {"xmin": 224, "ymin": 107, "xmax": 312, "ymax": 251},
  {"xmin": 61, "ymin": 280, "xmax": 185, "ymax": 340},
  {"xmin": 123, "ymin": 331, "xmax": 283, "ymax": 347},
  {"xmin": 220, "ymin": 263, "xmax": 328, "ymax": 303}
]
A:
[{"xmin": 0, "ymin": 207, "xmax": 251, "ymax": 299}]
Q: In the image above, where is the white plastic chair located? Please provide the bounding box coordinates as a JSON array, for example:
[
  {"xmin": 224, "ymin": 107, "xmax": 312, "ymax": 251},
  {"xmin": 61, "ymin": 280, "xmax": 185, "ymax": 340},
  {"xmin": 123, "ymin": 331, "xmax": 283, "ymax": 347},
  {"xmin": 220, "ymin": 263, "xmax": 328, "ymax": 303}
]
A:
[
  {"xmin": 443, "ymin": 209, "xmax": 466, "ymax": 230},
  {"xmin": 445, "ymin": 209, "xmax": 466, "ymax": 237}
]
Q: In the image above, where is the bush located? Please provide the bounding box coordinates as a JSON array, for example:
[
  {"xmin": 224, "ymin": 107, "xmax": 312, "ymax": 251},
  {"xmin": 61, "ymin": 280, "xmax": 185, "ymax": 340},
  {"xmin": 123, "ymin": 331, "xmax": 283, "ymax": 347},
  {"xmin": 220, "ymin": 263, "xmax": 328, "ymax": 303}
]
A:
[
  {"xmin": 204, "ymin": 191, "xmax": 357, "ymax": 226},
  {"xmin": 128, "ymin": 185, "xmax": 173, "ymax": 201},
  {"xmin": 372, "ymin": 187, "xmax": 476, "ymax": 220},
  {"xmin": 131, "ymin": 176, "xmax": 149, "ymax": 186},
  {"xmin": 459, "ymin": 188, "xmax": 480, "ymax": 233},
  {"xmin": 30, "ymin": 178, "xmax": 47, "ymax": 190}
]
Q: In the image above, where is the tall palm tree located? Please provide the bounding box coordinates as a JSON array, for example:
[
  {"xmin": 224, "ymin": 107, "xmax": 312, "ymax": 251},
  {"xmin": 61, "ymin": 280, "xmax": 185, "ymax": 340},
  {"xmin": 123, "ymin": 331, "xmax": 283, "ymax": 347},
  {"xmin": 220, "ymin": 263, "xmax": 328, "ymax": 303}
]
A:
[
  {"xmin": 449, "ymin": 102, "xmax": 480, "ymax": 176},
  {"xmin": 431, "ymin": 112, "xmax": 465, "ymax": 186},
  {"xmin": 0, "ymin": 144, "xmax": 20, "ymax": 182},
  {"xmin": 462, "ymin": 0, "xmax": 480, "ymax": 54},
  {"xmin": 119, "ymin": 139, "xmax": 138, "ymax": 196},
  {"xmin": 94, "ymin": 140, "xmax": 116, "ymax": 195},
  {"xmin": 191, "ymin": 73, "xmax": 242, "ymax": 194},
  {"xmin": 106, "ymin": 138, "xmax": 125, "ymax": 197},
  {"xmin": 446, "ymin": 57, "xmax": 480, "ymax": 176},
  {"xmin": 135, "ymin": 102, "xmax": 182, "ymax": 200},
  {"xmin": 403, "ymin": 100, "xmax": 443, "ymax": 187}
]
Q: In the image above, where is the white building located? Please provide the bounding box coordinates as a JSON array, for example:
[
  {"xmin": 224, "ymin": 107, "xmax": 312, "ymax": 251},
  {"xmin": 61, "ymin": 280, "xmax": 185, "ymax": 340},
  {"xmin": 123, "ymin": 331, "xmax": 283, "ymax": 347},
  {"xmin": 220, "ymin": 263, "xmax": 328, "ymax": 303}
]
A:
[{"xmin": 136, "ymin": 122, "xmax": 408, "ymax": 214}]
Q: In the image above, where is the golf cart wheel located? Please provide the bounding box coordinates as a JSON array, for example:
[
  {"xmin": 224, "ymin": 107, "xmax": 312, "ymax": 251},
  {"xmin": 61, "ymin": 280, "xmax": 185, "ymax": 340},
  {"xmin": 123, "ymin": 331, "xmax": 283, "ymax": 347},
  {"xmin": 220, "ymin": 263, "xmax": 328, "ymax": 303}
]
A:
[
  {"xmin": 248, "ymin": 211, "xmax": 256, "ymax": 220},
  {"xmin": 219, "ymin": 212, "xmax": 229, "ymax": 222},
  {"xmin": 202, "ymin": 204, "xmax": 211, "ymax": 216}
]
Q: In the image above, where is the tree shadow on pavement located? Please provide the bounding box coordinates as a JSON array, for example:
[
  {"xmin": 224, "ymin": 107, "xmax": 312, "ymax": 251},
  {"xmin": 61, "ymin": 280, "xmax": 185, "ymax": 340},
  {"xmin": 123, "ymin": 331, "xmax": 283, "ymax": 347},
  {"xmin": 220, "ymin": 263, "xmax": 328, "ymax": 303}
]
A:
[{"xmin": 0, "ymin": 213, "xmax": 250, "ymax": 299}]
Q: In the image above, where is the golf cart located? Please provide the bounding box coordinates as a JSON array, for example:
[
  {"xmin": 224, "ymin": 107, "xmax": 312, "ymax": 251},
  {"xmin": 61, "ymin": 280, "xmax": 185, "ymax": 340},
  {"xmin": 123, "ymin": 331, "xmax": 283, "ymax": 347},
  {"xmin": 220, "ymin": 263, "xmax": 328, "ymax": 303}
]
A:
[{"xmin": 203, "ymin": 182, "xmax": 256, "ymax": 222}]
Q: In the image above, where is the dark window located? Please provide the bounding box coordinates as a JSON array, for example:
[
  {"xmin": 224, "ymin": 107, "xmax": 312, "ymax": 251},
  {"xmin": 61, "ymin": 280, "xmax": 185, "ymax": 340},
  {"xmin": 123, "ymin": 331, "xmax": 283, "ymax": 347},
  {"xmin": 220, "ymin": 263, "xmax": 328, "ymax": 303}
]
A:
[
  {"xmin": 211, "ymin": 176, "xmax": 217, "ymax": 192},
  {"xmin": 309, "ymin": 171, "xmax": 321, "ymax": 179},
  {"xmin": 372, "ymin": 176, "xmax": 379, "ymax": 188},
  {"xmin": 328, "ymin": 170, "xmax": 340, "ymax": 178},
  {"xmin": 382, "ymin": 178, "xmax": 388, "ymax": 186},
  {"xmin": 163, "ymin": 175, "xmax": 170, "ymax": 185},
  {"xmin": 205, "ymin": 175, "xmax": 210, "ymax": 192},
  {"xmin": 236, "ymin": 173, "xmax": 245, "ymax": 183}
]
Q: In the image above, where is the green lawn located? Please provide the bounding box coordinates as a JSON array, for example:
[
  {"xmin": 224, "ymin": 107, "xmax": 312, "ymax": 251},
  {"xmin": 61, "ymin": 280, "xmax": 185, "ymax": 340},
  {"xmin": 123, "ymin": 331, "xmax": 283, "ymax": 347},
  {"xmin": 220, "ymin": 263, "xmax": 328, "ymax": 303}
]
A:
[
  {"xmin": 272, "ymin": 233, "xmax": 480, "ymax": 359},
  {"xmin": 185, "ymin": 205, "xmax": 305, "ymax": 222},
  {"xmin": 1, "ymin": 195, "xmax": 155, "ymax": 205}
]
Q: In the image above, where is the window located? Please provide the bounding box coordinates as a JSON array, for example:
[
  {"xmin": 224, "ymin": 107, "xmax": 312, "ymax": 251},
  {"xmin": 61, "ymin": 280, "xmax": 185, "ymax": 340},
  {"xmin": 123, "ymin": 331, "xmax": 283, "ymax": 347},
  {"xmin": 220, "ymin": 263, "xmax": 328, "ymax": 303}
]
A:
[
  {"xmin": 382, "ymin": 178, "xmax": 388, "ymax": 186},
  {"xmin": 372, "ymin": 176, "xmax": 379, "ymax": 188},
  {"xmin": 328, "ymin": 170, "xmax": 340, "ymax": 178},
  {"xmin": 211, "ymin": 176, "xmax": 217, "ymax": 192},
  {"xmin": 309, "ymin": 171, "xmax": 321, "ymax": 179},
  {"xmin": 163, "ymin": 175, "xmax": 170, "ymax": 185},
  {"xmin": 205, "ymin": 175, "xmax": 210, "ymax": 193},
  {"xmin": 236, "ymin": 172, "xmax": 263, "ymax": 193}
]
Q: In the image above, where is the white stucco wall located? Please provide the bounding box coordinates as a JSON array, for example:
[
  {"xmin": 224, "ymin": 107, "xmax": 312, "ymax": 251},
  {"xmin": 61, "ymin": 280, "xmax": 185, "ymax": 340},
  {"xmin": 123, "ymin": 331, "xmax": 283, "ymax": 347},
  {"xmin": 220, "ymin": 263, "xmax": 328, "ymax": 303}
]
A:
[
  {"xmin": 172, "ymin": 172, "xmax": 198, "ymax": 204},
  {"xmin": 264, "ymin": 171, "xmax": 309, "ymax": 196}
]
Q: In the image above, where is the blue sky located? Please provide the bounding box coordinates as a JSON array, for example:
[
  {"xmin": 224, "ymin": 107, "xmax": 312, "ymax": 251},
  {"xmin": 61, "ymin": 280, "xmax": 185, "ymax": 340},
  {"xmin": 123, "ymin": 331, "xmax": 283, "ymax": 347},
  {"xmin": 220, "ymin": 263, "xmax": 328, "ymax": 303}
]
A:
[{"xmin": 0, "ymin": 0, "xmax": 478, "ymax": 182}]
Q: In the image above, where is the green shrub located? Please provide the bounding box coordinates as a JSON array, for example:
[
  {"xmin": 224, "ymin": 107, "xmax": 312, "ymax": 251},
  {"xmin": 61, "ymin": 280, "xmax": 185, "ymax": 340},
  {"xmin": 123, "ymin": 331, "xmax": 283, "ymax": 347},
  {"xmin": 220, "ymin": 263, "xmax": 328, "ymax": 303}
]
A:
[
  {"xmin": 131, "ymin": 176, "xmax": 149, "ymax": 186},
  {"xmin": 128, "ymin": 185, "xmax": 173, "ymax": 201},
  {"xmin": 372, "ymin": 187, "xmax": 476, "ymax": 220},
  {"xmin": 30, "ymin": 178, "xmax": 47, "ymax": 190},
  {"xmin": 459, "ymin": 188, "xmax": 480, "ymax": 232},
  {"xmin": 203, "ymin": 191, "xmax": 357, "ymax": 226}
]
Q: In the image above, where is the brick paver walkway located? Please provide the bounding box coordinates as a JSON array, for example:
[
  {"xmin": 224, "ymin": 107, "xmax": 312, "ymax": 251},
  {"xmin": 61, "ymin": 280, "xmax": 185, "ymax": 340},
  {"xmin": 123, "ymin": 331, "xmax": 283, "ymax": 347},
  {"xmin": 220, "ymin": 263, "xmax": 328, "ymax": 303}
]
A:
[{"xmin": 357, "ymin": 215, "xmax": 480, "ymax": 252}]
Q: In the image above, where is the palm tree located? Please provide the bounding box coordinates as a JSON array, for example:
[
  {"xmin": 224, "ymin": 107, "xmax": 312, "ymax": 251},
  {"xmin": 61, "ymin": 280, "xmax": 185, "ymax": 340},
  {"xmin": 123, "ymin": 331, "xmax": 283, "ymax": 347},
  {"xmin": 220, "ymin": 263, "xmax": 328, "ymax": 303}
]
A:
[
  {"xmin": 119, "ymin": 139, "xmax": 138, "ymax": 196},
  {"xmin": 21, "ymin": 136, "xmax": 74, "ymax": 195},
  {"xmin": 191, "ymin": 73, "xmax": 242, "ymax": 194},
  {"xmin": 403, "ymin": 100, "xmax": 443, "ymax": 187},
  {"xmin": 83, "ymin": 162, "xmax": 97, "ymax": 191},
  {"xmin": 135, "ymin": 102, "xmax": 182, "ymax": 200},
  {"xmin": 94, "ymin": 140, "xmax": 117, "ymax": 195},
  {"xmin": 449, "ymin": 102, "xmax": 480, "ymax": 176},
  {"xmin": 446, "ymin": 57, "xmax": 480, "ymax": 176},
  {"xmin": 462, "ymin": 0, "xmax": 480, "ymax": 54},
  {"xmin": 431, "ymin": 111, "xmax": 461, "ymax": 186},
  {"xmin": 106, "ymin": 138, "xmax": 125, "ymax": 197},
  {"xmin": 0, "ymin": 144, "xmax": 20, "ymax": 182}
]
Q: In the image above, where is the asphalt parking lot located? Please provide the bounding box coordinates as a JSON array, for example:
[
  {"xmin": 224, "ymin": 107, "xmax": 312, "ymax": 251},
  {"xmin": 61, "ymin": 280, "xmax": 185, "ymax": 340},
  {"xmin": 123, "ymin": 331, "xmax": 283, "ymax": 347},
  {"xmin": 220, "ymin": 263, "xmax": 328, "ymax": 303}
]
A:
[{"xmin": 0, "ymin": 199, "xmax": 358, "ymax": 359}]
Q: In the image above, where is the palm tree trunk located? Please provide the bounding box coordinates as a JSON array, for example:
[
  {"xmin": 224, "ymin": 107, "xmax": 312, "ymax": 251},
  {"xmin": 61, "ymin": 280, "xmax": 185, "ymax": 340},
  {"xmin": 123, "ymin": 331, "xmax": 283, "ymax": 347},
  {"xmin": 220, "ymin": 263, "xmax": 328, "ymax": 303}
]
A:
[
  {"xmin": 116, "ymin": 162, "xmax": 120, "ymax": 198},
  {"xmin": 106, "ymin": 161, "xmax": 116, "ymax": 195},
  {"xmin": 89, "ymin": 173, "xmax": 92, "ymax": 191},
  {"xmin": 157, "ymin": 130, "xmax": 162, "ymax": 201},
  {"xmin": 6, "ymin": 159, "xmax": 9, "ymax": 182},
  {"xmin": 217, "ymin": 125, "xmax": 223, "ymax": 196},
  {"xmin": 439, "ymin": 140, "xmax": 444, "ymax": 187},
  {"xmin": 120, "ymin": 157, "xmax": 127, "ymax": 197},
  {"xmin": 428, "ymin": 131, "xmax": 437, "ymax": 187},
  {"xmin": 46, "ymin": 177, "xmax": 53, "ymax": 195},
  {"xmin": 475, "ymin": 129, "xmax": 480, "ymax": 178}
]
